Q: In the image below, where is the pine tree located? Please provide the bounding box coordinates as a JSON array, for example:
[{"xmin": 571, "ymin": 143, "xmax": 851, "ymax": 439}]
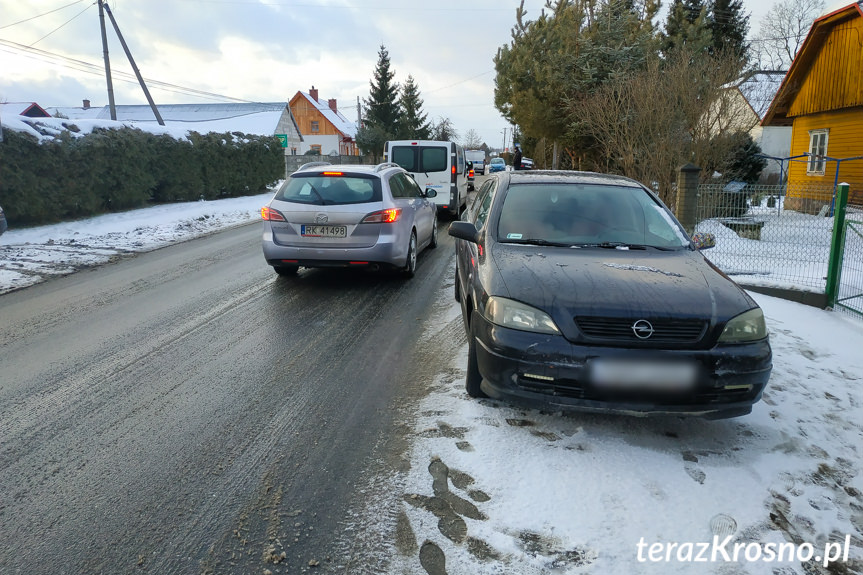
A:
[
  {"xmin": 663, "ymin": 0, "xmax": 712, "ymax": 55},
  {"xmin": 363, "ymin": 45, "xmax": 401, "ymax": 133},
  {"xmin": 708, "ymin": 0, "xmax": 750, "ymax": 64},
  {"xmin": 397, "ymin": 75, "xmax": 431, "ymax": 139}
]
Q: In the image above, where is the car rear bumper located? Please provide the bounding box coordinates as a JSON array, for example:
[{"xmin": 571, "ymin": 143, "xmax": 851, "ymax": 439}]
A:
[
  {"xmin": 262, "ymin": 229, "xmax": 407, "ymax": 269},
  {"xmin": 471, "ymin": 314, "xmax": 772, "ymax": 419}
]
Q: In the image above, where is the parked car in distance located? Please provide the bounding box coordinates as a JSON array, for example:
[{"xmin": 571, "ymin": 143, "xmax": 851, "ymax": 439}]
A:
[
  {"xmin": 0, "ymin": 205, "xmax": 6, "ymax": 236},
  {"xmin": 261, "ymin": 162, "xmax": 438, "ymax": 277},
  {"xmin": 488, "ymin": 157, "xmax": 506, "ymax": 173},
  {"xmin": 449, "ymin": 171, "xmax": 772, "ymax": 419},
  {"xmin": 520, "ymin": 157, "xmax": 534, "ymax": 170}
]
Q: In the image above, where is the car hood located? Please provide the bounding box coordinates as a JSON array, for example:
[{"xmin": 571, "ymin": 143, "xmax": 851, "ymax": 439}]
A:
[{"xmin": 491, "ymin": 243, "xmax": 756, "ymax": 322}]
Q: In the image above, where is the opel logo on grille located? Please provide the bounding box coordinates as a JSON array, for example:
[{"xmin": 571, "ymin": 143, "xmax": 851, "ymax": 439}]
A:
[
  {"xmin": 632, "ymin": 319, "xmax": 655, "ymax": 339},
  {"xmin": 315, "ymin": 213, "xmax": 328, "ymax": 224}
]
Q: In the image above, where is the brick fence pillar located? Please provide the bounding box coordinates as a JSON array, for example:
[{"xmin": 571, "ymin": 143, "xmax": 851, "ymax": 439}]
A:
[{"xmin": 675, "ymin": 163, "xmax": 701, "ymax": 235}]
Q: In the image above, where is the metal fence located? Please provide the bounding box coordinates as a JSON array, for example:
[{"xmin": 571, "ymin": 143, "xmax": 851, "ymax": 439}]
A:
[
  {"xmin": 835, "ymin": 204, "xmax": 863, "ymax": 318},
  {"xmin": 284, "ymin": 154, "xmax": 371, "ymax": 176},
  {"xmin": 694, "ymin": 182, "xmax": 837, "ymax": 292}
]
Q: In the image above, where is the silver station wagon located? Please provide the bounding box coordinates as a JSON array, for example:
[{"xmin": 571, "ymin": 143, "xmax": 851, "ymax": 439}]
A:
[{"xmin": 261, "ymin": 162, "xmax": 438, "ymax": 277}]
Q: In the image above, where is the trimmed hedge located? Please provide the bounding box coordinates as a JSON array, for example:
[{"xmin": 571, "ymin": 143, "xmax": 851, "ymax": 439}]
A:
[{"xmin": 0, "ymin": 127, "xmax": 283, "ymax": 226}]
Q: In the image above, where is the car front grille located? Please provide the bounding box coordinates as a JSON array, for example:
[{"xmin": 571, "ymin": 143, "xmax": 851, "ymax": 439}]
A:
[{"xmin": 575, "ymin": 316, "xmax": 707, "ymax": 344}]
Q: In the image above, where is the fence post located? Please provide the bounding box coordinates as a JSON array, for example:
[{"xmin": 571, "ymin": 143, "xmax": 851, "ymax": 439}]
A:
[
  {"xmin": 825, "ymin": 183, "xmax": 850, "ymax": 308},
  {"xmin": 676, "ymin": 163, "xmax": 701, "ymax": 235}
]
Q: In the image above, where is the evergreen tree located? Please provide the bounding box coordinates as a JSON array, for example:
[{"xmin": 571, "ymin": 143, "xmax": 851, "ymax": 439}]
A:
[
  {"xmin": 397, "ymin": 75, "xmax": 431, "ymax": 139},
  {"xmin": 662, "ymin": 0, "xmax": 712, "ymax": 55},
  {"xmin": 363, "ymin": 45, "xmax": 401, "ymax": 135},
  {"xmin": 707, "ymin": 0, "xmax": 750, "ymax": 64}
]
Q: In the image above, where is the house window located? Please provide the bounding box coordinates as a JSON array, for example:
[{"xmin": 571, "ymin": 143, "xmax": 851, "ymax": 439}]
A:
[
  {"xmin": 309, "ymin": 144, "xmax": 322, "ymax": 155},
  {"xmin": 807, "ymin": 130, "xmax": 828, "ymax": 175},
  {"xmin": 311, "ymin": 121, "xmax": 320, "ymax": 133}
]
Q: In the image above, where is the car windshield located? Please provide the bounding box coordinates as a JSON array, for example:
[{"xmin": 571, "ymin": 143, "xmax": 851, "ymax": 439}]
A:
[
  {"xmin": 491, "ymin": 159, "xmax": 505, "ymax": 165},
  {"xmin": 496, "ymin": 183, "xmax": 691, "ymax": 249},
  {"xmin": 275, "ymin": 173, "xmax": 382, "ymax": 205}
]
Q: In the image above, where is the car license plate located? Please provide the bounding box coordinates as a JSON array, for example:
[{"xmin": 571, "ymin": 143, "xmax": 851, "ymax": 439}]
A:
[
  {"xmin": 589, "ymin": 359, "xmax": 696, "ymax": 392},
  {"xmin": 301, "ymin": 225, "xmax": 347, "ymax": 238}
]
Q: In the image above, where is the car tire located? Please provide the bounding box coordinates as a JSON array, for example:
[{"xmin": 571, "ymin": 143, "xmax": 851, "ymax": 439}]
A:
[
  {"xmin": 430, "ymin": 215, "xmax": 438, "ymax": 249},
  {"xmin": 466, "ymin": 335, "xmax": 487, "ymax": 398},
  {"xmin": 273, "ymin": 265, "xmax": 298, "ymax": 276},
  {"xmin": 403, "ymin": 231, "xmax": 417, "ymax": 278}
]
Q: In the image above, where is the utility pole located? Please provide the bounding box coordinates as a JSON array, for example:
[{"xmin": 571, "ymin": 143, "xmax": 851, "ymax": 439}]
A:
[
  {"xmin": 101, "ymin": 1, "xmax": 164, "ymax": 125},
  {"xmin": 98, "ymin": 0, "xmax": 117, "ymax": 120}
]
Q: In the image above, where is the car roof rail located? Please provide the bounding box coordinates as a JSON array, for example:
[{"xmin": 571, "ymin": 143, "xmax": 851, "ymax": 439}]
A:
[
  {"xmin": 297, "ymin": 161, "xmax": 332, "ymax": 171},
  {"xmin": 374, "ymin": 162, "xmax": 402, "ymax": 173}
]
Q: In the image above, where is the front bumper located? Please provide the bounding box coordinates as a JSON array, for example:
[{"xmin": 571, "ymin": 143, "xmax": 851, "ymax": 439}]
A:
[{"xmin": 471, "ymin": 314, "xmax": 772, "ymax": 419}]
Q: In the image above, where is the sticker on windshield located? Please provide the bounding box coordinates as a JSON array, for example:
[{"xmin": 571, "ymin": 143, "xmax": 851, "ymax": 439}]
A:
[{"xmin": 507, "ymin": 233, "xmax": 523, "ymax": 239}]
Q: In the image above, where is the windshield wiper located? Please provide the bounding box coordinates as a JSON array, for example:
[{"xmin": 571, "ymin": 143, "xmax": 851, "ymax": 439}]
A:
[{"xmin": 505, "ymin": 238, "xmax": 574, "ymax": 247}]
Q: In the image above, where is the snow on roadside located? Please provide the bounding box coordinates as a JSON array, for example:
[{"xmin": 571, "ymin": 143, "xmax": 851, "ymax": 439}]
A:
[
  {"xmin": 0, "ymin": 191, "xmax": 275, "ymax": 295},
  {"xmin": 391, "ymin": 284, "xmax": 863, "ymax": 574}
]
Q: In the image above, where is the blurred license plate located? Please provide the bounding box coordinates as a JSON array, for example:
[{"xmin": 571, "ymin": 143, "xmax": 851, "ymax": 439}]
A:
[
  {"xmin": 301, "ymin": 225, "xmax": 347, "ymax": 238},
  {"xmin": 590, "ymin": 359, "xmax": 696, "ymax": 391}
]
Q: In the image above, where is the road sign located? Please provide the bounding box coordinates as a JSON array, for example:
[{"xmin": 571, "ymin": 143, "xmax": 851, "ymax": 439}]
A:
[{"xmin": 276, "ymin": 134, "xmax": 288, "ymax": 148}]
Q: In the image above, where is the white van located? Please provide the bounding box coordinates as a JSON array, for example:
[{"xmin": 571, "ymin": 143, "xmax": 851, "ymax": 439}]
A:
[{"xmin": 384, "ymin": 140, "xmax": 468, "ymax": 217}]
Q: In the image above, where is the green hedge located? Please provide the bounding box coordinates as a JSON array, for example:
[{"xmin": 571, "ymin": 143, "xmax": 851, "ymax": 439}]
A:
[{"xmin": 0, "ymin": 127, "xmax": 283, "ymax": 226}]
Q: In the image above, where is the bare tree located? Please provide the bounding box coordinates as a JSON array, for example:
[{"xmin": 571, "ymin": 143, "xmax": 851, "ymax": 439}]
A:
[
  {"xmin": 568, "ymin": 47, "xmax": 745, "ymax": 205},
  {"xmin": 752, "ymin": 0, "xmax": 824, "ymax": 70},
  {"xmin": 462, "ymin": 129, "xmax": 484, "ymax": 149}
]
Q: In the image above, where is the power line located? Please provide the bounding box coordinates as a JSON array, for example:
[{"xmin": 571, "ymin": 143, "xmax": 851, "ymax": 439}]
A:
[
  {"xmin": 31, "ymin": 2, "xmax": 96, "ymax": 47},
  {"xmin": 0, "ymin": 0, "xmax": 88, "ymax": 31}
]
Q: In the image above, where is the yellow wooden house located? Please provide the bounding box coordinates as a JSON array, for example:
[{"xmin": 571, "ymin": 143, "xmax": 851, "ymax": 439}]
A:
[
  {"xmin": 762, "ymin": 1, "xmax": 863, "ymax": 209},
  {"xmin": 289, "ymin": 86, "xmax": 359, "ymax": 156}
]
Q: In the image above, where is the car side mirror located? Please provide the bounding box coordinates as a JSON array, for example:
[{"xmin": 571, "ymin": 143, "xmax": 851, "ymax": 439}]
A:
[
  {"xmin": 448, "ymin": 221, "xmax": 480, "ymax": 244},
  {"xmin": 692, "ymin": 232, "xmax": 716, "ymax": 250},
  {"xmin": 424, "ymin": 188, "xmax": 437, "ymax": 198}
]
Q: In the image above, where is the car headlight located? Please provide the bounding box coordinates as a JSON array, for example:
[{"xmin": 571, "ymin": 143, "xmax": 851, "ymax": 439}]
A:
[
  {"xmin": 719, "ymin": 308, "xmax": 767, "ymax": 343},
  {"xmin": 484, "ymin": 296, "xmax": 560, "ymax": 334}
]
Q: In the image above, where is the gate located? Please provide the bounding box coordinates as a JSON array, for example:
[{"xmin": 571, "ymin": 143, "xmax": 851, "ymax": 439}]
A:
[{"xmin": 834, "ymin": 210, "xmax": 863, "ymax": 317}]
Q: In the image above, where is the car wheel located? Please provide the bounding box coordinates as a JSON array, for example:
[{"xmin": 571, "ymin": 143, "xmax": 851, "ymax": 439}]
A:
[
  {"xmin": 430, "ymin": 215, "xmax": 439, "ymax": 249},
  {"xmin": 403, "ymin": 231, "xmax": 417, "ymax": 278},
  {"xmin": 273, "ymin": 265, "xmax": 298, "ymax": 276},
  {"xmin": 454, "ymin": 264, "xmax": 461, "ymax": 302},
  {"xmin": 466, "ymin": 335, "xmax": 487, "ymax": 398}
]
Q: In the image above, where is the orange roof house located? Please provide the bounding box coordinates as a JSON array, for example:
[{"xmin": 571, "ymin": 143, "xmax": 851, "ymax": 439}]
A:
[{"xmin": 289, "ymin": 86, "xmax": 358, "ymax": 156}]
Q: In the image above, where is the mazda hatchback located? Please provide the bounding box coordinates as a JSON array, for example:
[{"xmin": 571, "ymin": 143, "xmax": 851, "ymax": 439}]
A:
[{"xmin": 262, "ymin": 163, "xmax": 438, "ymax": 277}]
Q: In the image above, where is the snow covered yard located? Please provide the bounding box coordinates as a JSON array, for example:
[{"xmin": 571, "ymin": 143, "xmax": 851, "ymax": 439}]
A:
[{"xmin": 390, "ymin": 282, "xmax": 863, "ymax": 575}]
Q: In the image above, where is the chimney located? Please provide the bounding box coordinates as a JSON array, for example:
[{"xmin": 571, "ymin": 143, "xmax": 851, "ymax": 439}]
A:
[
  {"xmin": 83, "ymin": 99, "xmax": 90, "ymax": 109},
  {"xmin": 309, "ymin": 86, "xmax": 318, "ymax": 102},
  {"xmin": 328, "ymin": 99, "xmax": 337, "ymax": 113}
]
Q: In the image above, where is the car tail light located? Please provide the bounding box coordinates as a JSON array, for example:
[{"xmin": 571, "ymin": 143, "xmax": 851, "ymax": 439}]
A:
[
  {"xmin": 361, "ymin": 208, "xmax": 402, "ymax": 224},
  {"xmin": 469, "ymin": 169, "xmax": 475, "ymax": 177},
  {"xmin": 261, "ymin": 206, "xmax": 286, "ymax": 221},
  {"xmin": 451, "ymin": 166, "xmax": 456, "ymax": 175}
]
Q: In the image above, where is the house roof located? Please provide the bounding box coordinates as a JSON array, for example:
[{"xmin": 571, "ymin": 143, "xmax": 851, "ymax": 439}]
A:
[
  {"xmin": 44, "ymin": 102, "xmax": 299, "ymax": 137},
  {"xmin": 762, "ymin": 1, "xmax": 863, "ymax": 126},
  {"xmin": 0, "ymin": 102, "xmax": 51, "ymax": 118},
  {"xmin": 296, "ymin": 91, "xmax": 357, "ymax": 138},
  {"xmin": 734, "ymin": 71, "xmax": 786, "ymax": 121}
]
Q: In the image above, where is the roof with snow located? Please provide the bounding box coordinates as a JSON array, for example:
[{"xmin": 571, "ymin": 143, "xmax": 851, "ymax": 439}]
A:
[
  {"xmin": 297, "ymin": 92, "xmax": 357, "ymax": 138},
  {"xmin": 734, "ymin": 71, "xmax": 786, "ymax": 121},
  {"xmin": 0, "ymin": 102, "xmax": 51, "ymax": 118}
]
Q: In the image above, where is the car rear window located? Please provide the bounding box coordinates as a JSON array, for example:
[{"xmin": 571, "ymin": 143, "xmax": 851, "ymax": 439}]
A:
[
  {"xmin": 391, "ymin": 146, "xmax": 449, "ymax": 173},
  {"xmin": 275, "ymin": 174, "xmax": 382, "ymax": 205},
  {"xmin": 497, "ymin": 183, "xmax": 690, "ymax": 248}
]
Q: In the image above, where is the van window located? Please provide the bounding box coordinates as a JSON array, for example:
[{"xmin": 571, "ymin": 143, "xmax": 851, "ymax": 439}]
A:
[
  {"xmin": 391, "ymin": 145, "xmax": 449, "ymax": 173},
  {"xmin": 391, "ymin": 147, "xmax": 417, "ymax": 172},
  {"xmin": 420, "ymin": 147, "xmax": 448, "ymax": 172}
]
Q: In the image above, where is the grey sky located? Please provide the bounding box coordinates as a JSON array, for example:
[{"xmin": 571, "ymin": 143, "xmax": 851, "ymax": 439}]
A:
[{"xmin": 1, "ymin": 0, "xmax": 777, "ymax": 148}]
